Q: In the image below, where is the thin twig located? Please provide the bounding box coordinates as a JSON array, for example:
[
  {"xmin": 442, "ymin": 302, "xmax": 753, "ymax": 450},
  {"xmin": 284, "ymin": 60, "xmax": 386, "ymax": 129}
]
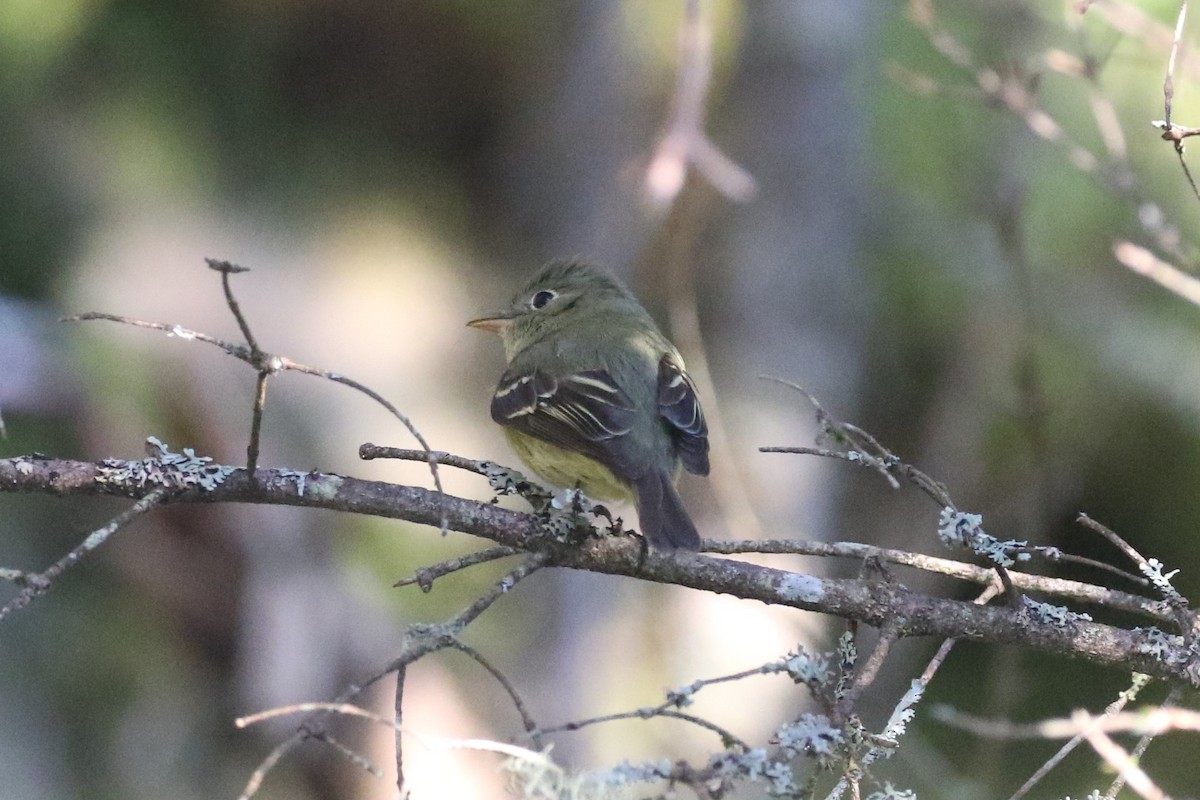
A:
[
  {"xmin": 760, "ymin": 378, "xmax": 953, "ymax": 505},
  {"xmin": 449, "ymin": 641, "xmax": 544, "ymax": 750},
  {"xmin": 209, "ymin": 258, "xmax": 258, "ymax": 350},
  {"xmin": 935, "ymin": 704, "xmax": 1200, "ymax": 739},
  {"xmin": 1008, "ymin": 672, "xmax": 1153, "ymax": 800},
  {"xmin": 535, "ymin": 661, "xmax": 773, "ymax": 743},
  {"xmin": 1076, "ymin": 514, "xmax": 1191, "ymax": 629},
  {"xmin": 1173, "ymin": 140, "xmax": 1200, "ymax": 203},
  {"xmin": 656, "ymin": 711, "xmax": 749, "ymax": 750},
  {"xmin": 238, "ymin": 701, "xmax": 398, "ymax": 730},
  {"xmin": 909, "ymin": 0, "xmax": 1200, "ymax": 267},
  {"xmin": 237, "ymin": 737, "xmax": 294, "ymax": 800},
  {"xmin": 710, "ymin": 532, "xmax": 1161, "ymax": 618},
  {"xmin": 827, "ymin": 584, "xmax": 1004, "ymax": 800},
  {"xmin": 281, "ymin": 359, "xmax": 448, "ymax": 534},
  {"xmin": 361, "ymin": 444, "xmax": 488, "ymax": 476},
  {"xmin": 395, "ymin": 665, "xmax": 407, "ymax": 796},
  {"xmin": 645, "ymin": 0, "xmax": 755, "ymax": 206},
  {"xmin": 539, "ymin": 705, "xmax": 749, "ymax": 751},
  {"xmin": 1032, "ymin": 545, "xmax": 1148, "ymax": 587},
  {"xmin": 70, "ymin": 294, "xmax": 449, "ymax": 534},
  {"xmin": 1114, "ymin": 240, "xmax": 1200, "ymax": 306},
  {"xmin": 308, "ymin": 729, "xmax": 383, "ymax": 778},
  {"xmin": 448, "ymin": 553, "xmax": 551, "ymax": 633},
  {"xmin": 834, "ymin": 623, "xmax": 899, "ymax": 726},
  {"xmin": 393, "ymin": 546, "xmax": 519, "ymax": 590},
  {"xmin": 1164, "ymin": 0, "xmax": 1189, "ymax": 127},
  {"xmin": 1104, "ymin": 684, "xmax": 1182, "ymax": 800},
  {"xmin": 247, "ymin": 370, "xmax": 270, "ymax": 477},
  {"xmin": 67, "ymin": 312, "xmax": 248, "ymax": 355},
  {"xmin": 0, "ymin": 487, "xmax": 169, "ymax": 622},
  {"xmin": 239, "ymin": 556, "xmax": 549, "ymax": 797},
  {"xmin": 238, "ymin": 668, "xmax": 399, "ymax": 799},
  {"xmin": 1166, "ymin": 0, "xmax": 1200, "ymax": 212},
  {"xmin": 1076, "ymin": 710, "xmax": 1169, "ymax": 800}
]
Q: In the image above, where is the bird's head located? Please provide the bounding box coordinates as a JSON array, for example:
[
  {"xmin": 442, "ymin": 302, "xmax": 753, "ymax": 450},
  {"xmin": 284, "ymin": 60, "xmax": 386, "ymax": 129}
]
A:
[{"xmin": 467, "ymin": 259, "xmax": 634, "ymax": 358}]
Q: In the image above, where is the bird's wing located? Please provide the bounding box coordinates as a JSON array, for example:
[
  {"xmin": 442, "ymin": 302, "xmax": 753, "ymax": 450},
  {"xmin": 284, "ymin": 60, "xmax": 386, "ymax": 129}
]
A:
[
  {"xmin": 490, "ymin": 366, "xmax": 641, "ymax": 479},
  {"xmin": 656, "ymin": 355, "xmax": 710, "ymax": 476}
]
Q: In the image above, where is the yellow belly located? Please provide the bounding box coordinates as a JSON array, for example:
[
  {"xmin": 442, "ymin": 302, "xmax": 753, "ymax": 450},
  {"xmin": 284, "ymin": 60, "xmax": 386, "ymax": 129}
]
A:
[{"xmin": 504, "ymin": 428, "xmax": 631, "ymax": 501}]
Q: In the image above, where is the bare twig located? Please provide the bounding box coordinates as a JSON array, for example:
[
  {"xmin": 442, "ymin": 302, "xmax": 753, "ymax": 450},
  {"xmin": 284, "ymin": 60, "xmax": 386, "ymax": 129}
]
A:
[
  {"xmin": 272, "ymin": 361, "xmax": 447, "ymax": 534},
  {"xmin": 1075, "ymin": 709, "xmax": 1169, "ymax": 800},
  {"xmin": 445, "ymin": 553, "xmax": 549, "ymax": 633},
  {"xmin": 1077, "ymin": 514, "xmax": 1154, "ymax": 573},
  {"xmin": 238, "ymin": 700, "xmax": 398, "ymax": 731},
  {"xmin": 205, "ymin": 259, "xmax": 271, "ymax": 476},
  {"xmin": 246, "ymin": 370, "xmax": 271, "ymax": 476},
  {"xmin": 395, "ymin": 664, "xmax": 407, "ymax": 795},
  {"xmin": 239, "ymin": 559, "xmax": 548, "ymax": 797},
  {"xmin": 645, "ymin": 0, "xmax": 755, "ymax": 206},
  {"xmin": 449, "ymin": 641, "xmax": 544, "ymax": 750},
  {"xmin": 908, "ymin": 0, "xmax": 1200, "ymax": 266},
  {"xmin": 848, "ymin": 583, "xmax": 1002, "ymax": 786},
  {"xmin": 535, "ymin": 662, "xmax": 768, "ymax": 739},
  {"xmin": 538, "ymin": 701, "xmax": 749, "ymax": 752},
  {"xmin": 69, "ymin": 275, "xmax": 450, "ymax": 534},
  {"xmin": 209, "ymin": 258, "xmax": 257, "ymax": 348},
  {"xmin": 360, "ymin": 444, "xmax": 488, "ymax": 476},
  {"xmin": 1077, "ymin": 514, "xmax": 1190, "ymax": 606},
  {"xmin": 0, "ymin": 486, "xmax": 169, "ymax": 622},
  {"xmin": 1164, "ymin": 0, "xmax": 1189, "ymax": 128},
  {"xmin": 1008, "ymin": 672, "xmax": 1152, "ymax": 800},
  {"xmin": 834, "ymin": 623, "xmax": 899, "ymax": 727},
  {"xmin": 393, "ymin": 546, "xmax": 519, "ymax": 590},
  {"xmin": 1104, "ymin": 684, "xmax": 1183, "ymax": 800},
  {"xmin": 236, "ymin": 736, "xmax": 294, "ymax": 800},
  {"xmin": 658, "ymin": 711, "xmax": 750, "ymax": 750},
  {"xmin": 1114, "ymin": 240, "xmax": 1200, "ymax": 307},
  {"xmin": 936, "ymin": 703, "xmax": 1200, "ymax": 739},
  {"xmin": 760, "ymin": 378, "xmax": 951, "ymax": 503},
  {"xmin": 761, "ymin": 447, "xmax": 1145, "ymax": 585},
  {"xmin": 944, "ymin": 704, "xmax": 1184, "ymax": 800},
  {"xmin": 238, "ymin": 664, "xmax": 400, "ymax": 799},
  {"xmin": 309, "ymin": 729, "xmax": 383, "ymax": 778},
  {"xmin": 1031, "ymin": 545, "xmax": 1148, "ymax": 587}
]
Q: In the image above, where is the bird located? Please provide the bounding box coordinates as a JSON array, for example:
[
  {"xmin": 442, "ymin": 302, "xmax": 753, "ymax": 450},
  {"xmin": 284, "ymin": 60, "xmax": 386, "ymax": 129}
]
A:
[{"xmin": 467, "ymin": 258, "xmax": 709, "ymax": 551}]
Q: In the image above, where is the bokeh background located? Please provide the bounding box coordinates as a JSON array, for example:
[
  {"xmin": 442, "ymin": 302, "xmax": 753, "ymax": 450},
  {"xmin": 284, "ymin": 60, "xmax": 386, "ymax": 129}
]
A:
[{"xmin": 2, "ymin": 0, "xmax": 1199, "ymax": 797}]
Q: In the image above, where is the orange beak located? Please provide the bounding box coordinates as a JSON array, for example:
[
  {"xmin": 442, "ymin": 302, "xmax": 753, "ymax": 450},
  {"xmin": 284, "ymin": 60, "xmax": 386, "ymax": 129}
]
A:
[{"xmin": 467, "ymin": 315, "xmax": 514, "ymax": 334}]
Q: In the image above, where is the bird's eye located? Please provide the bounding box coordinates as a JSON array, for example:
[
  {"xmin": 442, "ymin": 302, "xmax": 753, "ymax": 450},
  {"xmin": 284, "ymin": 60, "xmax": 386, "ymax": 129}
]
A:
[{"xmin": 530, "ymin": 290, "xmax": 556, "ymax": 309}]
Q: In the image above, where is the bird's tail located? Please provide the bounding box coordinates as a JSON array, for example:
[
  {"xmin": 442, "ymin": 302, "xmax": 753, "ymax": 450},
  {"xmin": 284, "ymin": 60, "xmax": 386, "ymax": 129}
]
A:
[{"xmin": 634, "ymin": 471, "xmax": 701, "ymax": 552}]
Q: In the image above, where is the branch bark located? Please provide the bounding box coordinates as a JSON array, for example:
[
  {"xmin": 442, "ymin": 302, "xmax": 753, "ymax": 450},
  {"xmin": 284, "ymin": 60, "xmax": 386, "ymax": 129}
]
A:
[{"xmin": 2, "ymin": 455, "xmax": 1197, "ymax": 686}]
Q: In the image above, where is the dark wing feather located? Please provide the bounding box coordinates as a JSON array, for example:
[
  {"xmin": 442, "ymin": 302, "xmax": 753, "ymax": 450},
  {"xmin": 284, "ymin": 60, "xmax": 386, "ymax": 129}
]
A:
[
  {"xmin": 657, "ymin": 355, "xmax": 710, "ymax": 476},
  {"xmin": 491, "ymin": 367, "xmax": 640, "ymax": 478}
]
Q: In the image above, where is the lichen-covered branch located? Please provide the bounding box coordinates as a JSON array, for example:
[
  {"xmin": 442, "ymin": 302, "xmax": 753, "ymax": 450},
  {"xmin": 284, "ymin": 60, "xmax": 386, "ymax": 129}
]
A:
[{"xmin": 3, "ymin": 454, "xmax": 1197, "ymax": 686}]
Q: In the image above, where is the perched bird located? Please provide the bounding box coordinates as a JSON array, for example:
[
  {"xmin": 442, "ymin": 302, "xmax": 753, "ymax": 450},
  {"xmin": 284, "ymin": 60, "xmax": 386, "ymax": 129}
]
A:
[{"xmin": 468, "ymin": 259, "xmax": 710, "ymax": 551}]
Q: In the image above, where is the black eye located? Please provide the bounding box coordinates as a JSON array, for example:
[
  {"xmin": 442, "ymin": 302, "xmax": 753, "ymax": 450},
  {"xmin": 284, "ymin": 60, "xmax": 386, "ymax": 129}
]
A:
[{"xmin": 531, "ymin": 290, "xmax": 556, "ymax": 309}]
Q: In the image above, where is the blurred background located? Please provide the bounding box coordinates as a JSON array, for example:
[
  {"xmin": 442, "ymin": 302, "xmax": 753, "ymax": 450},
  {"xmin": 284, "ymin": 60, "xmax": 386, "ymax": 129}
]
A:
[{"xmin": 3, "ymin": 0, "xmax": 1200, "ymax": 797}]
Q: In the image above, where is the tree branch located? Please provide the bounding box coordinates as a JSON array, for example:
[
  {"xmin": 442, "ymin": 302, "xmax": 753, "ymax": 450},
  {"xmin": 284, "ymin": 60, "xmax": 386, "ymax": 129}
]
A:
[{"xmin": 3, "ymin": 455, "xmax": 1197, "ymax": 686}]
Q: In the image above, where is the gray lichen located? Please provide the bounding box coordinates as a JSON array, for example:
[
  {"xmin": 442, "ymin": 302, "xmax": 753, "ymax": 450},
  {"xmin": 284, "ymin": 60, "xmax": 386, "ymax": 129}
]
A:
[{"xmin": 96, "ymin": 436, "xmax": 235, "ymax": 492}]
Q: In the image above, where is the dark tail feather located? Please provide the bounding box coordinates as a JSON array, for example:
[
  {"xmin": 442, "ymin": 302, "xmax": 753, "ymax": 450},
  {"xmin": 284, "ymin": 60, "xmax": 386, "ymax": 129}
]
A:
[{"xmin": 634, "ymin": 471, "xmax": 701, "ymax": 552}]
